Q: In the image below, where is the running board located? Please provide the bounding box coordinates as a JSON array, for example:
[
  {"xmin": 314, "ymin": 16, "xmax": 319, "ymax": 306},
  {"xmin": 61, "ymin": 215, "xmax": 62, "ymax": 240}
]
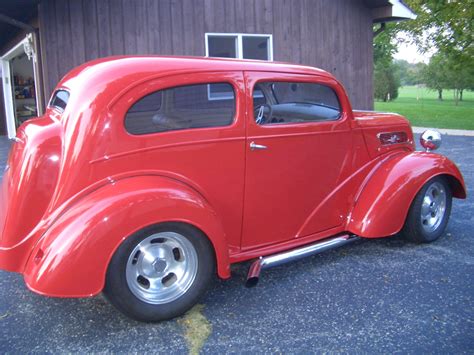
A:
[{"xmin": 245, "ymin": 234, "xmax": 360, "ymax": 287}]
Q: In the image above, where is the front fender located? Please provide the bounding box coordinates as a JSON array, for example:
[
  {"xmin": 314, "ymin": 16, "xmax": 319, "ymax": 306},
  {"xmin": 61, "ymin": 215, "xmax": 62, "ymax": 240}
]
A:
[
  {"xmin": 23, "ymin": 175, "xmax": 230, "ymax": 297},
  {"xmin": 348, "ymin": 152, "xmax": 466, "ymax": 238}
]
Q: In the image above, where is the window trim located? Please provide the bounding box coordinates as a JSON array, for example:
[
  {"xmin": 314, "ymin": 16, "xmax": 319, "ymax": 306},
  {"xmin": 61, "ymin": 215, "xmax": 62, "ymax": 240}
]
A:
[
  {"xmin": 205, "ymin": 33, "xmax": 273, "ymax": 100},
  {"xmin": 205, "ymin": 32, "xmax": 274, "ymax": 61},
  {"xmin": 48, "ymin": 89, "xmax": 70, "ymax": 113},
  {"xmin": 251, "ymin": 80, "xmax": 343, "ymax": 126},
  {"xmin": 123, "ymin": 81, "xmax": 238, "ymax": 136}
]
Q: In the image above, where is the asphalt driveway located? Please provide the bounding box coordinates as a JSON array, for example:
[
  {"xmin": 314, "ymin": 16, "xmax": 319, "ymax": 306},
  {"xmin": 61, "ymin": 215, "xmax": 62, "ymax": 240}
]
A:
[{"xmin": 0, "ymin": 134, "xmax": 472, "ymax": 353}]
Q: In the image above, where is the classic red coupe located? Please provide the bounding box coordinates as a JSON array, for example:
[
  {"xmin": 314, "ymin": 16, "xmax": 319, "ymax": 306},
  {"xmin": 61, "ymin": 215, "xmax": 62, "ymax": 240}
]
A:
[{"xmin": 0, "ymin": 57, "xmax": 466, "ymax": 322}]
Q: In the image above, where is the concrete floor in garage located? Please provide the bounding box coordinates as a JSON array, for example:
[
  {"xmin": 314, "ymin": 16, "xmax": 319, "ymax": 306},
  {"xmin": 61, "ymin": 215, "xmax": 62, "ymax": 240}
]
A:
[{"xmin": 0, "ymin": 134, "xmax": 472, "ymax": 353}]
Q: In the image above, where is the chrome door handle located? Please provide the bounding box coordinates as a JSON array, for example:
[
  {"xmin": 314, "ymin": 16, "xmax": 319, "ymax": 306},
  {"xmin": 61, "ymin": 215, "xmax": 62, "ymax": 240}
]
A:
[{"xmin": 250, "ymin": 141, "xmax": 268, "ymax": 151}]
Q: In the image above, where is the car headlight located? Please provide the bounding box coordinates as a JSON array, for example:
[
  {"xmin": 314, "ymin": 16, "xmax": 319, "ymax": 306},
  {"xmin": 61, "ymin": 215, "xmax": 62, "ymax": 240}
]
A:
[{"xmin": 420, "ymin": 129, "xmax": 442, "ymax": 152}]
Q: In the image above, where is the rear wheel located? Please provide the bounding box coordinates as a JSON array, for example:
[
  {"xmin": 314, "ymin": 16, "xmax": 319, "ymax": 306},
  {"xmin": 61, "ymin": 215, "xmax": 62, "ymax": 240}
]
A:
[
  {"xmin": 104, "ymin": 223, "xmax": 215, "ymax": 322},
  {"xmin": 401, "ymin": 176, "xmax": 452, "ymax": 243}
]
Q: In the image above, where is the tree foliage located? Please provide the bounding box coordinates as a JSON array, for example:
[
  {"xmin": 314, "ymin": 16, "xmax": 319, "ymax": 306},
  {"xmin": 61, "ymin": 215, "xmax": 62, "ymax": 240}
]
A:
[
  {"xmin": 399, "ymin": 0, "xmax": 474, "ymax": 57},
  {"xmin": 394, "ymin": 59, "xmax": 425, "ymax": 86},
  {"xmin": 373, "ymin": 23, "xmax": 401, "ymax": 101},
  {"xmin": 374, "ymin": 0, "xmax": 474, "ymax": 103},
  {"xmin": 374, "ymin": 61, "xmax": 400, "ymax": 102},
  {"xmin": 421, "ymin": 55, "xmax": 449, "ymax": 99}
]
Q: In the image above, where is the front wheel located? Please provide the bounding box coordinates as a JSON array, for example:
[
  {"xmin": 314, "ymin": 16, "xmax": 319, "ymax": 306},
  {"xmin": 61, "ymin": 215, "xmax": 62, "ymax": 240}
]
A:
[
  {"xmin": 401, "ymin": 176, "xmax": 452, "ymax": 243},
  {"xmin": 104, "ymin": 223, "xmax": 215, "ymax": 322}
]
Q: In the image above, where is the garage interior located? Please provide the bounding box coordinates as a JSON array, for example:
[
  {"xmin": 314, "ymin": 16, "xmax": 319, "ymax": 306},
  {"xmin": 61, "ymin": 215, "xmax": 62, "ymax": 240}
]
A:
[{"xmin": 9, "ymin": 50, "xmax": 38, "ymax": 127}]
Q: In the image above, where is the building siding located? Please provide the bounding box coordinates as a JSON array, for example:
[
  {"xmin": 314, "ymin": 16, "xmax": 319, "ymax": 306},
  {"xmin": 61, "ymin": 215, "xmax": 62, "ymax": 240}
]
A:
[{"xmin": 38, "ymin": 0, "xmax": 374, "ymax": 109}]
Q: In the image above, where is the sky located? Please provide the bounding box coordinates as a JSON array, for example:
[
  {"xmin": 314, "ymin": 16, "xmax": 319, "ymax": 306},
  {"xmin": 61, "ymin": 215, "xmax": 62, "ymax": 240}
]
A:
[
  {"xmin": 394, "ymin": 41, "xmax": 430, "ymax": 63},
  {"xmin": 393, "ymin": 32, "xmax": 436, "ymax": 64}
]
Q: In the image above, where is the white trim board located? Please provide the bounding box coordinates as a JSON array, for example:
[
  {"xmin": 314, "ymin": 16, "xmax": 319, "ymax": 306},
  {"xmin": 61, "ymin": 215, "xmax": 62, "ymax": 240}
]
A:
[{"xmin": 1, "ymin": 35, "xmax": 40, "ymax": 139}]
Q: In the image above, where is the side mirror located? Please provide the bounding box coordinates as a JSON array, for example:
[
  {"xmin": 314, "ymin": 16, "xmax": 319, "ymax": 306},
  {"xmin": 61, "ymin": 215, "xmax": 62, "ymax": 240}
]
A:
[{"xmin": 420, "ymin": 129, "xmax": 442, "ymax": 152}]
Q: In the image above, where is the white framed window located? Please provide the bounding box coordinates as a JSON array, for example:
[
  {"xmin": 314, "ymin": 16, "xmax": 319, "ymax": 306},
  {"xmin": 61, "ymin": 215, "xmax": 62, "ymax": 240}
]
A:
[
  {"xmin": 205, "ymin": 33, "xmax": 273, "ymax": 100},
  {"xmin": 205, "ymin": 33, "xmax": 273, "ymax": 61}
]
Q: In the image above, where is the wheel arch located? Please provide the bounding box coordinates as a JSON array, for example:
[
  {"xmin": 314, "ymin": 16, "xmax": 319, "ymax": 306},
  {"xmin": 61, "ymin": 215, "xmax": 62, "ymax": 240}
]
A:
[
  {"xmin": 347, "ymin": 152, "xmax": 466, "ymax": 238},
  {"xmin": 22, "ymin": 175, "xmax": 231, "ymax": 298}
]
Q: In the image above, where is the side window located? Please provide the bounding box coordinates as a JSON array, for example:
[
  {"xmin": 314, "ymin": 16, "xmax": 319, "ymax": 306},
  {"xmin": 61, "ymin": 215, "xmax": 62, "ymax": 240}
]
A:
[
  {"xmin": 253, "ymin": 82, "xmax": 341, "ymax": 125},
  {"xmin": 125, "ymin": 83, "xmax": 235, "ymax": 135},
  {"xmin": 49, "ymin": 90, "xmax": 70, "ymax": 112}
]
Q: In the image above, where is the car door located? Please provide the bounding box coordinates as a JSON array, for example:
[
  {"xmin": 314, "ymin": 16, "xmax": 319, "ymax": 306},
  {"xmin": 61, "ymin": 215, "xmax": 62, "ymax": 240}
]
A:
[{"xmin": 241, "ymin": 71, "xmax": 354, "ymax": 250}]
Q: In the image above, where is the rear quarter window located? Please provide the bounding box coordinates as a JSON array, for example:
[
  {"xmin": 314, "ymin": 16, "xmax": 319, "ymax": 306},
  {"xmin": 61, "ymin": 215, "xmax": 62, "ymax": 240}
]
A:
[
  {"xmin": 125, "ymin": 83, "xmax": 235, "ymax": 135},
  {"xmin": 49, "ymin": 90, "xmax": 70, "ymax": 111}
]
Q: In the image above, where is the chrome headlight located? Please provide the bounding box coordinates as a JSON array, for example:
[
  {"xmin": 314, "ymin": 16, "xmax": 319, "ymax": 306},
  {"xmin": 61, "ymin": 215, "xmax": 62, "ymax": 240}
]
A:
[{"xmin": 420, "ymin": 129, "xmax": 442, "ymax": 152}]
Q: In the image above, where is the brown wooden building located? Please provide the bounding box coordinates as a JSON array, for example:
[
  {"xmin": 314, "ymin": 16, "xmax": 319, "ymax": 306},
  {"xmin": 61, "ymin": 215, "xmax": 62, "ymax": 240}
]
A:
[{"xmin": 0, "ymin": 0, "xmax": 414, "ymax": 138}]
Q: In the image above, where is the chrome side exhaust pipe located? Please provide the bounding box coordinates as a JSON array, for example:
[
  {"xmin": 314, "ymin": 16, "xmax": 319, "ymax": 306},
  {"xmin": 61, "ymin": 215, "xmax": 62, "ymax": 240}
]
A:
[{"xmin": 245, "ymin": 234, "xmax": 359, "ymax": 287}]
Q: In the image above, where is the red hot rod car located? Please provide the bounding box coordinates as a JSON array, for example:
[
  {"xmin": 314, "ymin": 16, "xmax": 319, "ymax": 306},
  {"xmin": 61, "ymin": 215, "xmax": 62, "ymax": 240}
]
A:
[{"xmin": 0, "ymin": 56, "xmax": 466, "ymax": 321}]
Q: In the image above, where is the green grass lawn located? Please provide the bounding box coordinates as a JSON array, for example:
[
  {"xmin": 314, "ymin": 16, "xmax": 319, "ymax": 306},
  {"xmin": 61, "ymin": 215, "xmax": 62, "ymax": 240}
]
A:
[{"xmin": 374, "ymin": 86, "xmax": 474, "ymax": 130}]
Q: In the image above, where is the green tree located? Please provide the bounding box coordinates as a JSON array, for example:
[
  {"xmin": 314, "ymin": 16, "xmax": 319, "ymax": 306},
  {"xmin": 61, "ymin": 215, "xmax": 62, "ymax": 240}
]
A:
[
  {"xmin": 382, "ymin": 1, "xmax": 474, "ymax": 105},
  {"xmin": 444, "ymin": 52, "xmax": 474, "ymax": 104},
  {"xmin": 374, "ymin": 61, "xmax": 400, "ymax": 102},
  {"xmin": 399, "ymin": 0, "xmax": 474, "ymax": 58},
  {"xmin": 394, "ymin": 59, "xmax": 426, "ymax": 86},
  {"xmin": 421, "ymin": 55, "xmax": 449, "ymax": 100},
  {"xmin": 373, "ymin": 23, "xmax": 401, "ymax": 101},
  {"xmin": 373, "ymin": 23, "xmax": 398, "ymax": 65}
]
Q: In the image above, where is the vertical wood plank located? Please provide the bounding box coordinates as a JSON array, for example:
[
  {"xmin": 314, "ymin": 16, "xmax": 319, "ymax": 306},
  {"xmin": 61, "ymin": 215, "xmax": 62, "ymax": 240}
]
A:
[
  {"xmin": 146, "ymin": 0, "xmax": 160, "ymax": 54},
  {"xmin": 193, "ymin": 0, "xmax": 206, "ymax": 55},
  {"xmin": 45, "ymin": 0, "xmax": 59, "ymax": 95},
  {"xmin": 135, "ymin": 0, "xmax": 149, "ymax": 54},
  {"xmin": 170, "ymin": 0, "xmax": 185, "ymax": 55},
  {"xmin": 96, "ymin": 0, "xmax": 112, "ymax": 57},
  {"xmin": 37, "ymin": 1, "xmax": 50, "ymax": 101},
  {"xmin": 55, "ymin": 0, "xmax": 72, "ymax": 76},
  {"xmin": 158, "ymin": 0, "xmax": 173, "ymax": 54},
  {"xmin": 69, "ymin": 0, "xmax": 86, "ymax": 64},
  {"xmin": 234, "ymin": 0, "xmax": 245, "ymax": 33},
  {"xmin": 182, "ymin": 0, "xmax": 195, "ymax": 55},
  {"xmin": 122, "ymin": 0, "xmax": 137, "ymax": 54},
  {"xmin": 213, "ymin": 0, "xmax": 226, "ymax": 33},
  {"xmin": 224, "ymin": 0, "xmax": 236, "ymax": 33},
  {"xmin": 243, "ymin": 0, "xmax": 255, "ymax": 33},
  {"xmin": 289, "ymin": 0, "xmax": 300, "ymax": 64},
  {"xmin": 109, "ymin": 0, "xmax": 125, "ymax": 54},
  {"xmin": 82, "ymin": 0, "xmax": 100, "ymax": 60}
]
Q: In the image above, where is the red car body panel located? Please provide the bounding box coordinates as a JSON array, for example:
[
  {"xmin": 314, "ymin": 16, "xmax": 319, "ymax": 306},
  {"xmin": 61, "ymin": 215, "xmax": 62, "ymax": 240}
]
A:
[
  {"xmin": 0, "ymin": 56, "xmax": 466, "ymax": 297},
  {"xmin": 23, "ymin": 175, "xmax": 231, "ymax": 297},
  {"xmin": 348, "ymin": 151, "xmax": 466, "ymax": 238}
]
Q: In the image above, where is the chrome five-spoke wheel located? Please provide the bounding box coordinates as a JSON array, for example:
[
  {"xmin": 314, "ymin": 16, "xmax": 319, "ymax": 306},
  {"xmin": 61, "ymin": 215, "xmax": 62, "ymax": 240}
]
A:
[
  {"xmin": 420, "ymin": 181, "xmax": 447, "ymax": 233},
  {"xmin": 126, "ymin": 232, "xmax": 198, "ymax": 304}
]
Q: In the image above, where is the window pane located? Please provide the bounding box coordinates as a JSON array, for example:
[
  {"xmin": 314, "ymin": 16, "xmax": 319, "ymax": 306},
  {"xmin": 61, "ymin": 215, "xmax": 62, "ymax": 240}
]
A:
[
  {"xmin": 128, "ymin": 91, "xmax": 162, "ymax": 113},
  {"xmin": 125, "ymin": 83, "xmax": 235, "ymax": 135},
  {"xmin": 253, "ymin": 82, "xmax": 341, "ymax": 125},
  {"xmin": 49, "ymin": 90, "xmax": 69, "ymax": 111},
  {"xmin": 243, "ymin": 37, "xmax": 269, "ymax": 60},
  {"xmin": 209, "ymin": 83, "xmax": 234, "ymax": 100},
  {"xmin": 208, "ymin": 36, "xmax": 237, "ymax": 58}
]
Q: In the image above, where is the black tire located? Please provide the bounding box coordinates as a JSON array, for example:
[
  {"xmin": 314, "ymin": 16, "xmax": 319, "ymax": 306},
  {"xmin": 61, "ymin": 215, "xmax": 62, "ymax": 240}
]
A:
[
  {"xmin": 401, "ymin": 176, "xmax": 452, "ymax": 243},
  {"xmin": 104, "ymin": 222, "xmax": 215, "ymax": 322}
]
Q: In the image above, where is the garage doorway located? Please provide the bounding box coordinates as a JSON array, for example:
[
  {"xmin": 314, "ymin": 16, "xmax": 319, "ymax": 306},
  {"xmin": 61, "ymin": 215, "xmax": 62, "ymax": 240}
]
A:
[{"xmin": 1, "ymin": 34, "xmax": 42, "ymax": 138}]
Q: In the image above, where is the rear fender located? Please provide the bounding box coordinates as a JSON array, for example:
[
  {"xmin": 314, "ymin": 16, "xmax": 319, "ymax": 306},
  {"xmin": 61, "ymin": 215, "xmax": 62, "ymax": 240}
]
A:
[
  {"xmin": 23, "ymin": 175, "xmax": 230, "ymax": 297},
  {"xmin": 348, "ymin": 152, "xmax": 466, "ymax": 238}
]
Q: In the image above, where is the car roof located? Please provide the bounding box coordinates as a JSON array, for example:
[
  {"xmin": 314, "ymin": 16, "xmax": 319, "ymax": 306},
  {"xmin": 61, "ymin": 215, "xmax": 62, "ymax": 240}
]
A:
[{"xmin": 57, "ymin": 55, "xmax": 334, "ymax": 93}]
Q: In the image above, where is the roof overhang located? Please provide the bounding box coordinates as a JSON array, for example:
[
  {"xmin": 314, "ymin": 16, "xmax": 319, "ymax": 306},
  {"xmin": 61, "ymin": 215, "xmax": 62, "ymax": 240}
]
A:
[
  {"xmin": 366, "ymin": 0, "xmax": 417, "ymax": 23},
  {"xmin": 0, "ymin": 0, "xmax": 40, "ymax": 52}
]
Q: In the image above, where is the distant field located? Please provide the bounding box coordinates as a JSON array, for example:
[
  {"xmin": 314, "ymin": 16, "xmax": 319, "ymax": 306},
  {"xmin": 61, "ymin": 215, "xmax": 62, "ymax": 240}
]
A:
[{"xmin": 374, "ymin": 86, "xmax": 474, "ymax": 130}]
